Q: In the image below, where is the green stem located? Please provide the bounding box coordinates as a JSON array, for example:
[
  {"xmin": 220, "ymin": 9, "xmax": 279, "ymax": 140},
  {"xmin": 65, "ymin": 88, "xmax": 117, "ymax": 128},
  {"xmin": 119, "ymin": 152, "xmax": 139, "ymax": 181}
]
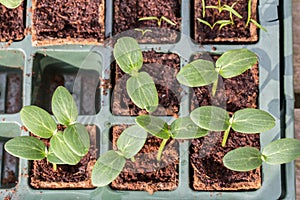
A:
[
  {"xmin": 212, "ymin": 78, "xmax": 219, "ymax": 96},
  {"xmin": 53, "ymin": 163, "xmax": 57, "ymax": 171},
  {"xmin": 222, "ymin": 125, "xmax": 232, "ymax": 147},
  {"xmin": 131, "ymin": 157, "xmax": 135, "ymax": 162},
  {"xmin": 157, "ymin": 139, "xmax": 169, "ymax": 161}
]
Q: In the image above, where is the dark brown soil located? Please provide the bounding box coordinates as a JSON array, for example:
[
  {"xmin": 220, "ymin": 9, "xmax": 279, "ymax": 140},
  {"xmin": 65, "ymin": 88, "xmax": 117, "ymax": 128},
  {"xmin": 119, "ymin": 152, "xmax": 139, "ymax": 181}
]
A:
[
  {"xmin": 190, "ymin": 53, "xmax": 260, "ymax": 190},
  {"xmin": 113, "ymin": 0, "xmax": 181, "ymax": 43},
  {"xmin": 32, "ymin": 0, "xmax": 105, "ymax": 45},
  {"xmin": 112, "ymin": 51, "xmax": 182, "ymax": 116},
  {"xmin": 0, "ymin": 3, "xmax": 24, "ymax": 42},
  {"xmin": 30, "ymin": 125, "xmax": 98, "ymax": 189},
  {"xmin": 194, "ymin": 0, "xmax": 258, "ymax": 43},
  {"xmin": 110, "ymin": 125, "xmax": 179, "ymax": 194}
]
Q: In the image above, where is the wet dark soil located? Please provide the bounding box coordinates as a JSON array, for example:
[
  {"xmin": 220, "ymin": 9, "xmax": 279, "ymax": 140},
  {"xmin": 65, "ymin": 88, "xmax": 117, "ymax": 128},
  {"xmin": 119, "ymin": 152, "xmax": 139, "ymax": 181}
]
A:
[
  {"xmin": 113, "ymin": 0, "xmax": 181, "ymax": 43},
  {"xmin": 110, "ymin": 125, "xmax": 179, "ymax": 194},
  {"xmin": 193, "ymin": 0, "xmax": 258, "ymax": 43},
  {"xmin": 190, "ymin": 53, "xmax": 260, "ymax": 190},
  {"xmin": 112, "ymin": 51, "xmax": 182, "ymax": 116},
  {"xmin": 0, "ymin": 3, "xmax": 24, "ymax": 42}
]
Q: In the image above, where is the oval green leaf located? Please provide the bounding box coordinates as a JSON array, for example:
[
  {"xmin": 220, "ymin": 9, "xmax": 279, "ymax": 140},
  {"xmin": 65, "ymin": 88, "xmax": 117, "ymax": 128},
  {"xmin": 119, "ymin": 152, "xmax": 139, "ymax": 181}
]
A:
[
  {"xmin": 127, "ymin": 72, "xmax": 158, "ymax": 112},
  {"xmin": 20, "ymin": 106, "xmax": 56, "ymax": 138},
  {"xmin": 176, "ymin": 59, "xmax": 218, "ymax": 87},
  {"xmin": 232, "ymin": 108, "xmax": 275, "ymax": 133},
  {"xmin": 0, "ymin": 0, "xmax": 23, "ymax": 9},
  {"xmin": 63, "ymin": 123, "xmax": 90, "ymax": 156},
  {"xmin": 113, "ymin": 37, "xmax": 143, "ymax": 75},
  {"xmin": 135, "ymin": 115, "xmax": 170, "ymax": 139},
  {"xmin": 262, "ymin": 138, "xmax": 300, "ymax": 165},
  {"xmin": 117, "ymin": 125, "xmax": 147, "ymax": 159},
  {"xmin": 190, "ymin": 106, "xmax": 230, "ymax": 131},
  {"xmin": 4, "ymin": 136, "xmax": 46, "ymax": 160},
  {"xmin": 50, "ymin": 132, "xmax": 81, "ymax": 165},
  {"xmin": 223, "ymin": 147, "xmax": 262, "ymax": 172},
  {"xmin": 216, "ymin": 49, "xmax": 258, "ymax": 78},
  {"xmin": 171, "ymin": 117, "xmax": 209, "ymax": 139},
  {"xmin": 47, "ymin": 146, "xmax": 65, "ymax": 164},
  {"xmin": 92, "ymin": 150, "xmax": 126, "ymax": 187},
  {"xmin": 0, "ymin": 123, "xmax": 21, "ymax": 138},
  {"xmin": 52, "ymin": 86, "xmax": 78, "ymax": 126}
]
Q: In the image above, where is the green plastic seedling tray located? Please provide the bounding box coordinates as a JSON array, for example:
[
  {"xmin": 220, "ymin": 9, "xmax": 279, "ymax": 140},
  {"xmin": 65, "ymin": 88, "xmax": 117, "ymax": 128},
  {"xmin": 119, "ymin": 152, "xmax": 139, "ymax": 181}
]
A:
[{"xmin": 0, "ymin": 0, "xmax": 295, "ymax": 199}]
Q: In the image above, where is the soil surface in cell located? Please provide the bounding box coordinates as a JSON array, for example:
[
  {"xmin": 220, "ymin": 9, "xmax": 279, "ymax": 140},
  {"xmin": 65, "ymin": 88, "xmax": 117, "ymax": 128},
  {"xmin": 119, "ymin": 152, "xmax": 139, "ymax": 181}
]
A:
[
  {"xmin": 112, "ymin": 51, "xmax": 181, "ymax": 116},
  {"xmin": 190, "ymin": 53, "xmax": 261, "ymax": 190},
  {"xmin": 194, "ymin": 0, "xmax": 257, "ymax": 43},
  {"xmin": 32, "ymin": 0, "xmax": 104, "ymax": 42},
  {"xmin": 0, "ymin": 3, "xmax": 24, "ymax": 42},
  {"xmin": 110, "ymin": 125, "xmax": 179, "ymax": 194},
  {"xmin": 30, "ymin": 125, "xmax": 97, "ymax": 189},
  {"xmin": 113, "ymin": 0, "xmax": 181, "ymax": 43}
]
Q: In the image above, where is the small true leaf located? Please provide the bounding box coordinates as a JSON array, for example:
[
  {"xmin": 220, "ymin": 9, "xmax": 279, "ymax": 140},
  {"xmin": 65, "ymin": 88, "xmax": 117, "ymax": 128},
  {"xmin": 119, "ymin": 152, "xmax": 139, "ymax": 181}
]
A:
[
  {"xmin": 127, "ymin": 72, "xmax": 158, "ymax": 112},
  {"xmin": 262, "ymin": 138, "xmax": 300, "ymax": 165},
  {"xmin": 0, "ymin": 0, "xmax": 23, "ymax": 9},
  {"xmin": 190, "ymin": 106, "xmax": 230, "ymax": 131},
  {"xmin": 232, "ymin": 108, "xmax": 275, "ymax": 133},
  {"xmin": 92, "ymin": 150, "xmax": 126, "ymax": 187},
  {"xmin": 4, "ymin": 136, "xmax": 46, "ymax": 160},
  {"xmin": 50, "ymin": 131, "xmax": 81, "ymax": 165},
  {"xmin": 161, "ymin": 16, "xmax": 177, "ymax": 26},
  {"xmin": 171, "ymin": 117, "xmax": 209, "ymax": 139},
  {"xmin": 63, "ymin": 123, "xmax": 90, "ymax": 156},
  {"xmin": 20, "ymin": 106, "xmax": 56, "ymax": 138},
  {"xmin": 176, "ymin": 59, "xmax": 217, "ymax": 87},
  {"xmin": 216, "ymin": 49, "xmax": 258, "ymax": 78},
  {"xmin": 223, "ymin": 147, "xmax": 262, "ymax": 172},
  {"xmin": 136, "ymin": 115, "xmax": 170, "ymax": 139},
  {"xmin": 138, "ymin": 16, "xmax": 159, "ymax": 22},
  {"xmin": 113, "ymin": 37, "xmax": 143, "ymax": 74},
  {"xmin": 223, "ymin": 5, "xmax": 243, "ymax": 19},
  {"xmin": 117, "ymin": 125, "xmax": 147, "ymax": 159},
  {"xmin": 197, "ymin": 18, "xmax": 213, "ymax": 29},
  {"xmin": 47, "ymin": 146, "xmax": 65, "ymax": 164},
  {"xmin": 52, "ymin": 86, "xmax": 78, "ymax": 126}
]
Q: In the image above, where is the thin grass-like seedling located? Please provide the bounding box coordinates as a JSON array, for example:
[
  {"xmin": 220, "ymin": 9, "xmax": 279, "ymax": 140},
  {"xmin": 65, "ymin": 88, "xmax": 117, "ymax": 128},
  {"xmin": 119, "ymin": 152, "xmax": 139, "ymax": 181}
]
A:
[{"xmin": 138, "ymin": 16, "xmax": 177, "ymax": 27}]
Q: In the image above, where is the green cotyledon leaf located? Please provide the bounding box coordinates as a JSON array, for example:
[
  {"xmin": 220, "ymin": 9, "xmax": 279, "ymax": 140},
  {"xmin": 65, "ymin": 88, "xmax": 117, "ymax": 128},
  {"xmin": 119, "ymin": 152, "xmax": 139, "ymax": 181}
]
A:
[
  {"xmin": 117, "ymin": 125, "xmax": 147, "ymax": 159},
  {"xmin": 4, "ymin": 136, "xmax": 47, "ymax": 160},
  {"xmin": 216, "ymin": 49, "xmax": 258, "ymax": 78},
  {"xmin": 52, "ymin": 86, "xmax": 78, "ymax": 126},
  {"xmin": 91, "ymin": 150, "xmax": 126, "ymax": 187},
  {"xmin": 223, "ymin": 147, "xmax": 262, "ymax": 172},
  {"xmin": 63, "ymin": 123, "xmax": 90, "ymax": 156},
  {"xmin": 113, "ymin": 37, "xmax": 143, "ymax": 75},
  {"xmin": 262, "ymin": 138, "xmax": 300, "ymax": 165},
  {"xmin": 231, "ymin": 108, "xmax": 275, "ymax": 133},
  {"xmin": 126, "ymin": 72, "xmax": 158, "ymax": 112},
  {"xmin": 171, "ymin": 117, "xmax": 209, "ymax": 139},
  {"xmin": 176, "ymin": 59, "xmax": 217, "ymax": 87},
  {"xmin": 190, "ymin": 106, "xmax": 230, "ymax": 131},
  {"xmin": 20, "ymin": 106, "xmax": 56, "ymax": 138},
  {"xmin": 136, "ymin": 115, "xmax": 170, "ymax": 139},
  {"xmin": 0, "ymin": 0, "xmax": 23, "ymax": 9}
]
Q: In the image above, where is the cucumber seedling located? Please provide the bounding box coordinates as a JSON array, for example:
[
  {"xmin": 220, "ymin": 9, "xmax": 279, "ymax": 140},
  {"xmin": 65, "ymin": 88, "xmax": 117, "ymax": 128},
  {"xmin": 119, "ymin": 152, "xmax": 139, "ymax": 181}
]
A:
[
  {"xmin": 136, "ymin": 115, "xmax": 208, "ymax": 160},
  {"xmin": 5, "ymin": 86, "xmax": 90, "ymax": 171},
  {"xmin": 91, "ymin": 125, "xmax": 148, "ymax": 187},
  {"xmin": 190, "ymin": 106, "xmax": 276, "ymax": 147},
  {"xmin": 113, "ymin": 36, "xmax": 158, "ymax": 112},
  {"xmin": 176, "ymin": 48, "xmax": 258, "ymax": 96},
  {"xmin": 223, "ymin": 138, "xmax": 300, "ymax": 171},
  {"xmin": 0, "ymin": 0, "xmax": 23, "ymax": 9}
]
